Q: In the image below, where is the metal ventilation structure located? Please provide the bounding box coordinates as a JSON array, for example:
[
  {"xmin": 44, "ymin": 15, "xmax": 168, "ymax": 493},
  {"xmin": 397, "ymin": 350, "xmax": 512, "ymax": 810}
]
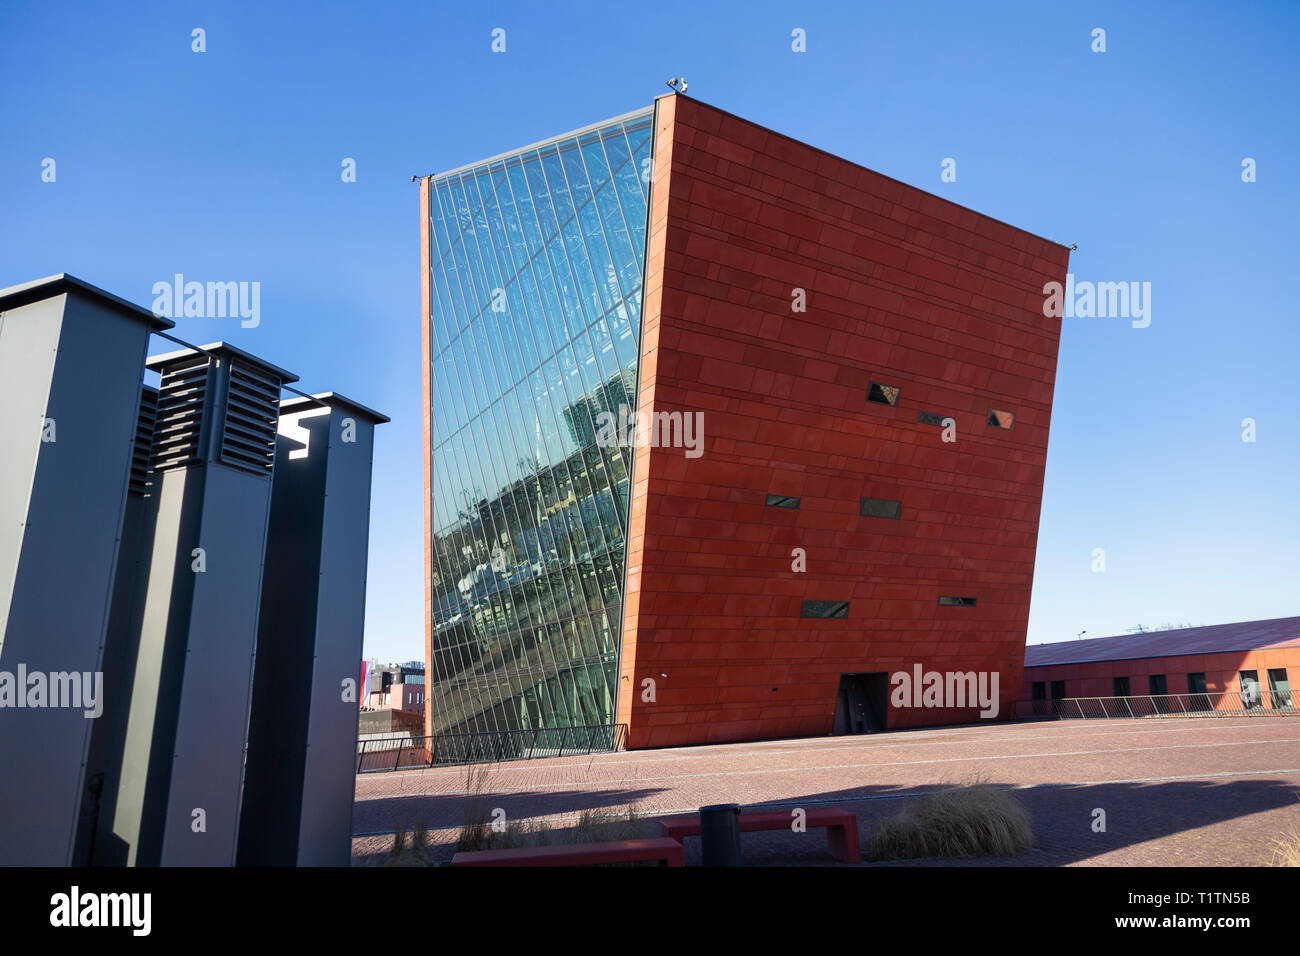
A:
[
  {"xmin": 104, "ymin": 342, "xmax": 299, "ymax": 867},
  {"xmin": 238, "ymin": 393, "xmax": 390, "ymax": 866},
  {"xmin": 0, "ymin": 275, "xmax": 173, "ymax": 866},
  {"xmin": 0, "ymin": 274, "xmax": 386, "ymax": 868}
]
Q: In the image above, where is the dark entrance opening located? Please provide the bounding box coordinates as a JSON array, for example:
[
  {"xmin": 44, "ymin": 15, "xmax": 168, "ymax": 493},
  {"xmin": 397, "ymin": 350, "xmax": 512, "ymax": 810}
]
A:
[{"xmin": 832, "ymin": 672, "xmax": 890, "ymax": 735}]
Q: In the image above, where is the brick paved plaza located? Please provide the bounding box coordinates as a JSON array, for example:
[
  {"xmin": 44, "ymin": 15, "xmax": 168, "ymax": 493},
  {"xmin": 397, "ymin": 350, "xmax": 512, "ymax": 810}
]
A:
[{"xmin": 351, "ymin": 717, "xmax": 1300, "ymax": 866}]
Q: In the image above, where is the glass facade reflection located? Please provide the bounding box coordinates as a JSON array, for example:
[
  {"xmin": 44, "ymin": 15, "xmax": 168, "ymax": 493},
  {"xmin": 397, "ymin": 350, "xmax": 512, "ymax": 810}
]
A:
[{"xmin": 425, "ymin": 108, "xmax": 653, "ymax": 736}]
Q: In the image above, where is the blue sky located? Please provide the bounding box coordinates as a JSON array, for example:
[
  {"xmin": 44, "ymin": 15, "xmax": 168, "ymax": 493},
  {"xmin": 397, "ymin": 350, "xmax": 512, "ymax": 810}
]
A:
[{"xmin": 2, "ymin": 1, "xmax": 1296, "ymax": 662}]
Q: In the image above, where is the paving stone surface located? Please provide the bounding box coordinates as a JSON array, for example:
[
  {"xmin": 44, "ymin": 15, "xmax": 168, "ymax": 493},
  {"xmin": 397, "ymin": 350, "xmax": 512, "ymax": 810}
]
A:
[{"xmin": 350, "ymin": 717, "xmax": 1300, "ymax": 866}]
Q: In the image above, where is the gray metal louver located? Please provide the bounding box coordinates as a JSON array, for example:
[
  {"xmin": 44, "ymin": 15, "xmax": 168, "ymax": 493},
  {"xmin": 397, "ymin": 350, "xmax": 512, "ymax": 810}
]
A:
[
  {"xmin": 152, "ymin": 354, "xmax": 212, "ymax": 472},
  {"xmin": 219, "ymin": 359, "xmax": 279, "ymax": 474},
  {"xmin": 129, "ymin": 385, "xmax": 158, "ymax": 496}
]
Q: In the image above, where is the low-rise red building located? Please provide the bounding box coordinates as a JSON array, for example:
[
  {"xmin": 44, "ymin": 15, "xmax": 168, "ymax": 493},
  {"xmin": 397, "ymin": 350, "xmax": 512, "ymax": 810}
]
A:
[{"xmin": 1021, "ymin": 617, "xmax": 1299, "ymax": 714}]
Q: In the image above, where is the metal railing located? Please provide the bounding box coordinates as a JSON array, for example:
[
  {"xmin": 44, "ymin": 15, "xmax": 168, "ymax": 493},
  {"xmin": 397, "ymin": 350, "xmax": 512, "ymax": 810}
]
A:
[
  {"xmin": 355, "ymin": 723, "xmax": 628, "ymax": 773},
  {"xmin": 1015, "ymin": 690, "xmax": 1297, "ymax": 720}
]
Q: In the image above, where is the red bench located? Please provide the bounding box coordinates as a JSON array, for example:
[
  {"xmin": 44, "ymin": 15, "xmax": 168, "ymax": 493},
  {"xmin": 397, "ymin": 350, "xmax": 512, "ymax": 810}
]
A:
[
  {"xmin": 658, "ymin": 807, "xmax": 860, "ymax": 863},
  {"xmin": 450, "ymin": 837, "xmax": 684, "ymax": 867}
]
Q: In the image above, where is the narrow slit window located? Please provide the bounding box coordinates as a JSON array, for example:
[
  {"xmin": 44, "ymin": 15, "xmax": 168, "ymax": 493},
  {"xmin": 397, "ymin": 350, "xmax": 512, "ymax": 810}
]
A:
[
  {"xmin": 765, "ymin": 494, "xmax": 800, "ymax": 509},
  {"xmin": 860, "ymin": 497, "xmax": 901, "ymax": 519},
  {"xmin": 938, "ymin": 595, "xmax": 977, "ymax": 607},
  {"xmin": 987, "ymin": 408, "xmax": 1015, "ymax": 429},
  {"xmin": 801, "ymin": 600, "xmax": 849, "ymax": 619},
  {"xmin": 918, "ymin": 411, "xmax": 949, "ymax": 427},
  {"xmin": 868, "ymin": 382, "xmax": 900, "ymax": 407}
]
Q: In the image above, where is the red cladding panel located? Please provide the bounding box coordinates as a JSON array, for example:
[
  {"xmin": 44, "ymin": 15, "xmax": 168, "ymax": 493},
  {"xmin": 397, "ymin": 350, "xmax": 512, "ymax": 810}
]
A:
[{"xmin": 618, "ymin": 95, "xmax": 1071, "ymax": 748}]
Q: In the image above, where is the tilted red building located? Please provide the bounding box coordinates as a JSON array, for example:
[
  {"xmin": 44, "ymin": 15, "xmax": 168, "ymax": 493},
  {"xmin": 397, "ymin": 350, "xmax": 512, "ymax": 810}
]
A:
[{"xmin": 420, "ymin": 93, "xmax": 1071, "ymax": 752}]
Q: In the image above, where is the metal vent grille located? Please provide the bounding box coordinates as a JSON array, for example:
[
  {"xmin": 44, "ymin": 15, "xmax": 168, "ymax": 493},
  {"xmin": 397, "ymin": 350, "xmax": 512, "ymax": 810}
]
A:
[
  {"xmin": 152, "ymin": 355, "xmax": 212, "ymax": 472},
  {"xmin": 129, "ymin": 386, "xmax": 158, "ymax": 496},
  {"xmin": 219, "ymin": 360, "xmax": 279, "ymax": 474}
]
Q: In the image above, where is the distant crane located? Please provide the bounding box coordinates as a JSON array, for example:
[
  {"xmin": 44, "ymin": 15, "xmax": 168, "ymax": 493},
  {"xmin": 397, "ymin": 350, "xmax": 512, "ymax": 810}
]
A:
[{"xmin": 1125, "ymin": 625, "xmax": 1149, "ymax": 634}]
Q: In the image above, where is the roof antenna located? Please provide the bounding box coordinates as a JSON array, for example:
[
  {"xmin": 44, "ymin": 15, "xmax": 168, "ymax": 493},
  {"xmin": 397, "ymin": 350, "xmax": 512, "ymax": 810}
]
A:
[{"xmin": 666, "ymin": 77, "xmax": 688, "ymax": 94}]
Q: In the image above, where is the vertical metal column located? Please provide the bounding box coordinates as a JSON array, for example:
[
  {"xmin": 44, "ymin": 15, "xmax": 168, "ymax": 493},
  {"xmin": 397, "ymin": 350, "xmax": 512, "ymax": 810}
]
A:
[
  {"xmin": 0, "ymin": 275, "xmax": 172, "ymax": 866},
  {"xmin": 238, "ymin": 393, "xmax": 387, "ymax": 866},
  {"xmin": 105, "ymin": 342, "xmax": 297, "ymax": 866},
  {"xmin": 77, "ymin": 385, "xmax": 161, "ymax": 865}
]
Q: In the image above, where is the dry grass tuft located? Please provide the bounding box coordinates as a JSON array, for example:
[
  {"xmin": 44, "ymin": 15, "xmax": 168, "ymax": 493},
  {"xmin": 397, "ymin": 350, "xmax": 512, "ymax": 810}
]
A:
[
  {"xmin": 572, "ymin": 807, "xmax": 645, "ymax": 845},
  {"xmin": 365, "ymin": 757, "xmax": 650, "ymax": 865},
  {"xmin": 366, "ymin": 823, "xmax": 436, "ymax": 867},
  {"xmin": 867, "ymin": 778, "xmax": 1034, "ymax": 861},
  {"xmin": 1269, "ymin": 825, "xmax": 1300, "ymax": 866},
  {"xmin": 1266, "ymin": 795, "xmax": 1300, "ymax": 866}
]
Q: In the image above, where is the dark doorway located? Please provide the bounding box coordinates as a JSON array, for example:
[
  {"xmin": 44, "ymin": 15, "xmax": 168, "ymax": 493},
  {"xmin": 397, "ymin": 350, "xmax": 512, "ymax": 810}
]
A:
[
  {"xmin": 1149, "ymin": 673, "xmax": 1169, "ymax": 713},
  {"xmin": 832, "ymin": 672, "xmax": 889, "ymax": 735},
  {"xmin": 1050, "ymin": 680, "xmax": 1067, "ymax": 716}
]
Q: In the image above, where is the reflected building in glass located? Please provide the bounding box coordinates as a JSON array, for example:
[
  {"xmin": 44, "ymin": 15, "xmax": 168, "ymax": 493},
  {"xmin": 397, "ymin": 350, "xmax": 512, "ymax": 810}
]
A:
[
  {"xmin": 421, "ymin": 94, "xmax": 1071, "ymax": 751},
  {"xmin": 421, "ymin": 107, "xmax": 652, "ymax": 737}
]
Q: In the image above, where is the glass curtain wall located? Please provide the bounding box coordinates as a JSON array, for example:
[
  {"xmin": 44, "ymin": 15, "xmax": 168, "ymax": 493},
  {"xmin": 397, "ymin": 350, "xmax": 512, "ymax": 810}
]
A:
[{"xmin": 426, "ymin": 107, "xmax": 653, "ymax": 738}]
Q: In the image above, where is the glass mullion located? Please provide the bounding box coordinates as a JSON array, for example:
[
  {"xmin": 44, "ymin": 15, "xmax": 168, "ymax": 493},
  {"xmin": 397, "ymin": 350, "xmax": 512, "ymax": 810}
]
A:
[
  {"xmin": 523, "ymin": 156, "xmax": 588, "ymax": 340},
  {"xmin": 477, "ymin": 177, "xmax": 529, "ymax": 389},
  {"xmin": 434, "ymin": 184, "xmax": 474, "ymax": 340},
  {"xmin": 562, "ymin": 139, "xmax": 624, "ymax": 317},
  {"xmin": 506, "ymin": 159, "xmax": 575, "ymax": 360},
  {"xmin": 624, "ymin": 119, "xmax": 654, "ymax": 203},
  {"xmin": 421, "ymin": 109, "xmax": 651, "ymax": 735},
  {"xmin": 448, "ymin": 178, "xmax": 491, "ymax": 314},
  {"xmin": 581, "ymin": 137, "xmax": 641, "ymax": 311},
  {"xmin": 479, "ymin": 193, "xmax": 586, "ymax": 643},
  {"xmin": 601, "ymin": 125, "xmax": 649, "ymax": 274},
  {"xmin": 539, "ymin": 146, "xmax": 605, "ymax": 333},
  {"xmin": 586, "ymin": 316, "xmax": 633, "ymax": 413}
]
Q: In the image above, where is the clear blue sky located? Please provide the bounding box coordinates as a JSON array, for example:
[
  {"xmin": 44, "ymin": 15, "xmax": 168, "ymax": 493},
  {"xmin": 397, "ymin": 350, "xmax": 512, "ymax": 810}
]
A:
[{"xmin": 3, "ymin": 1, "xmax": 1297, "ymax": 662}]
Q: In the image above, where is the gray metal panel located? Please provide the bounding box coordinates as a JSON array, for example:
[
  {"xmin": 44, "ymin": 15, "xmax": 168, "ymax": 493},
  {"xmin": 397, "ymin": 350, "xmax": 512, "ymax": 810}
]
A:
[
  {"xmin": 298, "ymin": 407, "xmax": 379, "ymax": 865},
  {"xmin": 236, "ymin": 412, "xmax": 328, "ymax": 866},
  {"xmin": 0, "ymin": 273, "xmax": 174, "ymax": 332},
  {"xmin": 107, "ymin": 467, "xmax": 200, "ymax": 866},
  {"xmin": 146, "ymin": 340, "xmax": 299, "ymax": 384},
  {"xmin": 79, "ymin": 484, "xmax": 157, "ymax": 865},
  {"xmin": 0, "ymin": 291, "xmax": 153, "ymax": 865},
  {"xmin": 108, "ymin": 343, "xmax": 291, "ymax": 866},
  {"xmin": 159, "ymin": 465, "xmax": 273, "ymax": 865},
  {"xmin": 238, "ymin": 398, "xmax": 383, "ymax": 866},
  {"xmin": 0, "ymin": 296, "xmax": 62, "ymax": 646}
]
